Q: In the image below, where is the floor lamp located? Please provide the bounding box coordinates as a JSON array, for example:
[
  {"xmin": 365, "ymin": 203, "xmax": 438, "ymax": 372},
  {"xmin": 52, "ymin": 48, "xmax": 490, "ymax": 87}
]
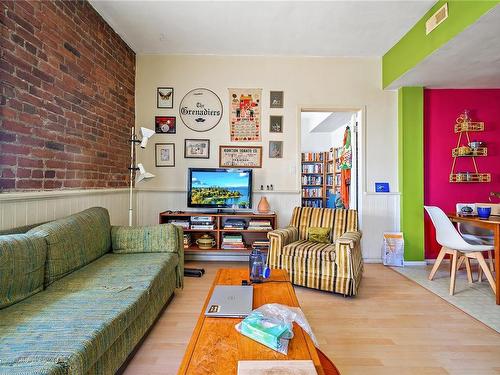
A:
[{"xmin": 129, "ymin": 126, "xmax": 155, "ymax": 226}]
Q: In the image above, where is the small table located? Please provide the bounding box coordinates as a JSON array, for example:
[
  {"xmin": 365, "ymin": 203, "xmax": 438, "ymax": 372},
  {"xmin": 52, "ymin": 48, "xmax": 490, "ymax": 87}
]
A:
[
  {"xmin": 448, "ymin": 214, "xmax": 500, "ymax": 305},
  {"xmin": 177, "ymin": 269, "xmax": 328, "ymax": 374}
]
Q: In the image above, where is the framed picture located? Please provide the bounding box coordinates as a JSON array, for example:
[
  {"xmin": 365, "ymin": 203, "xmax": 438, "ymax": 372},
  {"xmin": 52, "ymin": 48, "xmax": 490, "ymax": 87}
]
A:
[
  {"xmin": 155, "ymin": 143, "xmax": 175, "ymax": 167},
  {"xmin": 219, "ymin": 146, "xmax": 262, "ymax": 168},
  {"xmin": 157, "ymin": 87, "xmax": 174, "ymax": 109},
  {"xmin": 179, "ymin": 88, "xmax": 223, "ymax": 132},
  {"xmin": 185, "ymin": 139, "xmax": 210, "ymax": 159},
  {"xmin": 270, "ymin": 91, "xmax": 284, "ymax": 108},
  {"xmin": 269, "ymin": 141, "xmax": 283, "ymax": 158},
  {"xmin": 269, "ymin": 115, "xmax": 283, "ymax": 133},
  {"xmin": 155, "ymin": 116, "xmax": 176, "ymax": 134}
]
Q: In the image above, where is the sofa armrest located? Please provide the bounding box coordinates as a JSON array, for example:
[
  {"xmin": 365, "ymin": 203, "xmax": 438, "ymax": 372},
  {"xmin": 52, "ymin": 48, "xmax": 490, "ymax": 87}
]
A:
[
  {"xmin": 111, "ymin": 224, "xmax": 184, "ymax": 288},
  {"xmin": 336, "ymin": 231, "xmax": 362, "ymax": 249},
  {"xmin": 267, "ymin": 226, "xmax": 298, "ymax": 268}
]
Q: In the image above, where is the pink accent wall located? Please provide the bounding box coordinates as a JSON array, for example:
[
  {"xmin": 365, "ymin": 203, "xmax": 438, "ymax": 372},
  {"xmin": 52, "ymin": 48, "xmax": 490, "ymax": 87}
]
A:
[{"xmin": 424, "ymin": 89, "xmax": 500, "ymax": 259}]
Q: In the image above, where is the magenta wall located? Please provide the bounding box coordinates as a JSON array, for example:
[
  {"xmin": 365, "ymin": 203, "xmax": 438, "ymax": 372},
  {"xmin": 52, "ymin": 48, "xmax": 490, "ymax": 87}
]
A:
[{"xmin": 424, "ymin": 89, "xmax": 500, "ymax": 259}]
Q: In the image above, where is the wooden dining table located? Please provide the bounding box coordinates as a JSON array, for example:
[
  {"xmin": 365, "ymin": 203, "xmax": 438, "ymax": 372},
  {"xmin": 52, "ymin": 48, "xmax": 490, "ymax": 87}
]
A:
[{"xmin": 448, "ymin": 214, "xmax": 500, "ymax": 305}]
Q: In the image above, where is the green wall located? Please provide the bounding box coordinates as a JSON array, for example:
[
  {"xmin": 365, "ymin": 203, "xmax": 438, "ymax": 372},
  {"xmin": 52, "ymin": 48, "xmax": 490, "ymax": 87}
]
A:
[
  {"xmin": 399, "ymin": 87, "xmax": 424, "ymax": 261},
  {"xmin": 383, "ymin": 1, "xmax": 499, "ymax": 88}
]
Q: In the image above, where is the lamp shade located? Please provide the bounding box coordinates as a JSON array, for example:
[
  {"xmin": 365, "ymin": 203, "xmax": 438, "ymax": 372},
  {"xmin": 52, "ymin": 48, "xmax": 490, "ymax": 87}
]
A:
[
  {"xmin": 140, "ymin": 127, "xmax": 155, "ymax": 149},
  {"xmin": 136, "ymin": 163, "xmax": 155, "ymax": 183}
]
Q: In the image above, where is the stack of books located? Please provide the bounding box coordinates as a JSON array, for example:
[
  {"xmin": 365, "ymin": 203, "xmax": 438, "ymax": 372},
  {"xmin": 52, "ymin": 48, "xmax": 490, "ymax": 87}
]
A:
[
  {"xmin": 247, "ymin": 220, "xmax": 273, "ymax": 231},
  {"xmin": 222, "ymin": 233, "xmax": 245, "ymax": 249},
  {"xmin": 168, "ymin": 219, "xmax": 190, "ymax": 229},
  {"xmin": 190, "ymin": 216, "xmax": 215, "ymax": 230},
  {"xmin": 224, "ymin": 219, "xmax": 246, "ymax": 230},
  {"xmin": 183, "ymin": 233, "xmax": 192, "ymax": 249},
  {"xmin": 252, "ymin": 240, "xmax": 270, "ymax": 252}
]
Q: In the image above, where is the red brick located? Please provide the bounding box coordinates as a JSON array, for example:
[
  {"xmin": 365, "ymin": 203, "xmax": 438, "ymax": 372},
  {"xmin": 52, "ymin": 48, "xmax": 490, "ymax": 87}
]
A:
[
  {"xmin": 16, "ymin": 179, "xmax": 43, "ymax": 189},
  {"xmin": 1, "ymin": 0, "xmax": 134, "ymax": 191}
]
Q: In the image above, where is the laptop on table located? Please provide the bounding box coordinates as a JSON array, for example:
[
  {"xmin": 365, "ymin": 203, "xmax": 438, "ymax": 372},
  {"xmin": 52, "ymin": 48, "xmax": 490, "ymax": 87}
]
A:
[{"xmin": 204, "ymin": 285, "xmax": 254, "ymax": 318}]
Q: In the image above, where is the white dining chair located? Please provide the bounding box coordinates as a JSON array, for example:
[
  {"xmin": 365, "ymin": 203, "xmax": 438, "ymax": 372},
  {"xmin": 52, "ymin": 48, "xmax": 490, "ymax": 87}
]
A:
[{"xmin": 424, "ymin": 206, "xmax": 496, "ymax": 296}]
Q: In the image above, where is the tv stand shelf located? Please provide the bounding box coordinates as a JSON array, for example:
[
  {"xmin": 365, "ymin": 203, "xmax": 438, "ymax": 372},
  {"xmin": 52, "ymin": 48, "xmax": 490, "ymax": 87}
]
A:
[{"xmin": 159, "ymin": 211, "xmax": 277, "ymax": 257}]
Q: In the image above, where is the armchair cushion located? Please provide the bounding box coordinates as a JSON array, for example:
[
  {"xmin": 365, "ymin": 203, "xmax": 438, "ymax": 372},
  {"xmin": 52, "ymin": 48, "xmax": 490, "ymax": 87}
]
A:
[{"xmin": 282, "ymin": 240, "xmax": 335, "ymax": 262}]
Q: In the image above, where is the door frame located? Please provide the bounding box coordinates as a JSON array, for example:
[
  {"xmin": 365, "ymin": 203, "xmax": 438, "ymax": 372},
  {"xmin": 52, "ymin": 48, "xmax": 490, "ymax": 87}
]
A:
[{"xmin": 297, "ymin": 105, "xmax": 366, "ymax": 220}]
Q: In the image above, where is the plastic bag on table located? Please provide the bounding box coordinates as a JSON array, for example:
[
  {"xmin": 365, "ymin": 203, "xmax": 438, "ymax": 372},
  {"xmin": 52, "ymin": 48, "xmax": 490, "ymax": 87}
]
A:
[{"xmin": 235, "ymin": 303, "xmax": 318, "ymax": 355}]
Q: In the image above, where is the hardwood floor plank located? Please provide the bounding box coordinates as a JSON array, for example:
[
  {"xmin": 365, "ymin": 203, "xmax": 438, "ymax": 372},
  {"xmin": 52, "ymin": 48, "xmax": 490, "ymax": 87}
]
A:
[{"xmin": 123, "ymin": 263, "xmax": 500, "ymax": 375}]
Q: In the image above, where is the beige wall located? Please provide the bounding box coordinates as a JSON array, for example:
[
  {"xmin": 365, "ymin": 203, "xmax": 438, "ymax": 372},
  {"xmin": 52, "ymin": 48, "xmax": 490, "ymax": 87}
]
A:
[{"xmin": 135, "ymin": 55, "xmax": 399, "ymax": 261}]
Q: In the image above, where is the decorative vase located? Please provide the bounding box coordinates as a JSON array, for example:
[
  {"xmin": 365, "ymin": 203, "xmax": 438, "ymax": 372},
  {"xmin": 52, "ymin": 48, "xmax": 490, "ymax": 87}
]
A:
[{"xmin": 257, "ymin": 196, "xmax": 270, "ymax": 213}]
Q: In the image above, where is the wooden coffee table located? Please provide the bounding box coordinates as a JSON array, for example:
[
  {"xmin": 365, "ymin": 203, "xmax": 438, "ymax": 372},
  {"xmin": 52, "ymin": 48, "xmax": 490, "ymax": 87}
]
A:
[{"xmin": 177, "ymin": 268, "xmax": 326, "ymax": 375}]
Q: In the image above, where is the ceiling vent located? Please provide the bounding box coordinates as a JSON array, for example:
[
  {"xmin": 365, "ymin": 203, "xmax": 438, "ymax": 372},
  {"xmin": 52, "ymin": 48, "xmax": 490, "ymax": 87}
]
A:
[{"xmin": 426, "ymin": 3, "xmax": 449, "ymax": 35}]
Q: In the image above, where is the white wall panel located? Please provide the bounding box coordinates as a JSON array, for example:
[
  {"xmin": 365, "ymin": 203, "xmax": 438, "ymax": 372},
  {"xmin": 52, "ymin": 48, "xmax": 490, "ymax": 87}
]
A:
[{"xmin": 0, "ymin": 189, "xmax": 130, "ymax": 231}]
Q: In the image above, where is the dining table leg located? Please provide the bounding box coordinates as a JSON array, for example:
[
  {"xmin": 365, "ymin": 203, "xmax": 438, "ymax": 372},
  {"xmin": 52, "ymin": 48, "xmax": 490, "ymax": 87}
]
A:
[{"xmin": 495, "ymin": 225, "xmax": 499, "ymax": 305}]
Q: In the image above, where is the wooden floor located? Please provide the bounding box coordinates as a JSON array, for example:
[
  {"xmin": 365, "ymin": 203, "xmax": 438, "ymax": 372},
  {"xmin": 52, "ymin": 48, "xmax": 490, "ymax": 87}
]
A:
[{"xmin": 124, "ymin": 262, "xmax": 500, "ymax": 375}]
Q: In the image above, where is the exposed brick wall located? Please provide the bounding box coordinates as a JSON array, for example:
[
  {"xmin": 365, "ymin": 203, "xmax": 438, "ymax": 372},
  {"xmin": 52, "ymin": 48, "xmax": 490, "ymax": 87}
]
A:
[{"xmin": 0, "ymin": 0, "xmax": 135, "ymax": 191}]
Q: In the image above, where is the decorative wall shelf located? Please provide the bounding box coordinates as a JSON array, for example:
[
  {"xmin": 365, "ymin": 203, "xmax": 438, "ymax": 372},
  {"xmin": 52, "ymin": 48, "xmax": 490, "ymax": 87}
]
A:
[
  {"xmin": 449, "ymin": 173, "xmax": 491, "ymax": 183},
  {"xmin": 451, "ymin": 147, "xmax": 487, "ymax": 157},
  {"xmin": 454, "ymin": 121, "xmax": 484, "ymax": 133},
  {"xmin": 449, "ymin": 110, "xmax": 490, "ymax": 184}
]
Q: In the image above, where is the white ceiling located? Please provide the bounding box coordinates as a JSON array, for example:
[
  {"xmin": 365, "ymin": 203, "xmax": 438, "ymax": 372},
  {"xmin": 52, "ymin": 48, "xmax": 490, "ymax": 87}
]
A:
[
  {"xmin": 387, "ymin": 5, "xmax": 500, "ymax": 89},
  {"xmin": 301, "ymin": 111, "xmax": 355, "ymax": 133},
  {"xmin": 90, "ymin": 1, "xmax": 434, "ymax": 57}
]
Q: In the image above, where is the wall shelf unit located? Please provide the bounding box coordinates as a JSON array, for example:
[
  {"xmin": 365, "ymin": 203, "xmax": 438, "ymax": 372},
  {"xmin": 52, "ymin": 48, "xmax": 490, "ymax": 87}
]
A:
[{"xmin": 449, "ymin": 111, "xmax": 491, "ymax": 184}]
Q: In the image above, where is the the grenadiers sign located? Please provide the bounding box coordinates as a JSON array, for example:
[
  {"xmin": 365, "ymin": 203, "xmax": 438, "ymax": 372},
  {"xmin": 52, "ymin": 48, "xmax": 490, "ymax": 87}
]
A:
[{"xmin": 179, "ymin": 88, "xmax": 223, "ymax": 132}]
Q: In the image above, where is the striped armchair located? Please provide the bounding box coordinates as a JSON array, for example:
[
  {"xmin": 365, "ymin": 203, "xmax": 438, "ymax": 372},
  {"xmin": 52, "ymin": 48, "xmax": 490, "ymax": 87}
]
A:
[{"xmin": 267, "ymin": 207, "xmax": 363, "ymax": 296}]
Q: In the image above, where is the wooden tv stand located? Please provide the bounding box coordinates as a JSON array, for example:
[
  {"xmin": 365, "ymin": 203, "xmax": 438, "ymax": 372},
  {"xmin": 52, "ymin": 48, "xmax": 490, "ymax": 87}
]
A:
[{"xmin": 159, "ymin": 211, "xmax": 277, "ymax": 258}]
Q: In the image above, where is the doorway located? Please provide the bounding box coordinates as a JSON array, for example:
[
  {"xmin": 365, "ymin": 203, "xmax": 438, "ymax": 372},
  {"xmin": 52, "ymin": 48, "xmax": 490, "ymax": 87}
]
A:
[{"xmin": 300, "ymin": 109, "xmax": 361, "ymax": 210}]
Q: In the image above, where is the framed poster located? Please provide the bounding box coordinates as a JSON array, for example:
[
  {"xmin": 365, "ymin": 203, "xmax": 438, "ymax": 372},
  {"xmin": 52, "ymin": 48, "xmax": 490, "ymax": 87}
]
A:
[
  {"xmin": 269, "ymin": 115, "xmax": 283, "ymax": 133},
  {"xmin": 269, "ymin": 141, "xmax": 283, "ymax": 158},
  {"xmin": 219, "ymin": 146, "xmax": 262, "ymax": 168},
  {"xmin": 229, "ymin": 88, "xmax": 261, "ymax": 141},
  {"xmin": 179, "ymin": 88, "xmax": 223, "ymax": 132},
  {"xmin": 270, "ymin": 91, "xmax": 284, "ymax": 108},
  {"xmin": 155, "ymin": 116, "xmax": 176, "ymax": 134},
  {"xmin": 157, "ymin": 87, "xmax": 173, "ymax": 108},
  {"xmin": 184, "ymin": 139, "xmax": 210, "ymax": 159},
  {"xmin": 155, "ymin": 143, "xmax": 175, "ymax": 167}
]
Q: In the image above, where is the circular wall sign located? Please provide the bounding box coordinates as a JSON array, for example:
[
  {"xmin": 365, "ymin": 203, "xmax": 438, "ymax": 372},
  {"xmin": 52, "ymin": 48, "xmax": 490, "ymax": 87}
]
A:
[{"xmin": 179, "ymin": 88, "xmax": 223, "ymax": 132}]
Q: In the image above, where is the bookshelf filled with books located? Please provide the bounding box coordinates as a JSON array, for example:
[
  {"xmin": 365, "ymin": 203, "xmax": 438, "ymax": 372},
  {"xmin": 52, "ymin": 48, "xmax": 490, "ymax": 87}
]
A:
[
  {"xmin": 159, "ymin": 211, "xmax": 277, "ymax": 256},
  {"xmin": 301, "ymin": 148, "xmax": 342, "ymax": 208}
]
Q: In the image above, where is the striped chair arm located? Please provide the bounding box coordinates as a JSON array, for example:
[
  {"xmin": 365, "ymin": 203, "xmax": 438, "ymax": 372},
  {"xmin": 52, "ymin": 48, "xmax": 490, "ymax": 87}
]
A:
[
  {"xmin": 267, "ymin": 226, "xmax": 299, "ymax": 268},
  {"xmin": 334, "ymin": 231, "xmax": 363, "ymax": 288},
  {"xmin": 336, "ymin": 231, "xmax": 362, "ymax": 249}
]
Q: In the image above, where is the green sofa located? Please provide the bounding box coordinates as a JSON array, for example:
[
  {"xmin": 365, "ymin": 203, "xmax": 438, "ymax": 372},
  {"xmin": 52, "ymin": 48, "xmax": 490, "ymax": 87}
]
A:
[{"xmin": 0, "ymin": 207, "xmax": 184, "ymax": 375}]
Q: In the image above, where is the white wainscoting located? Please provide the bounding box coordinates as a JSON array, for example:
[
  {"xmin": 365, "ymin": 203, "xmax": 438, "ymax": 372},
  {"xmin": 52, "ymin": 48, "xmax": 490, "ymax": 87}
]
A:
[
  {"xmin": 0, "ymin": 189, "xmax": 130, "ymax": 231},
  {"xmin": 136, "ymin": 189, "xmax": 400, "ymax": 263},
  {"xmin": 361, "ymin": 192, "xmax": 401, "ymax": 262}
]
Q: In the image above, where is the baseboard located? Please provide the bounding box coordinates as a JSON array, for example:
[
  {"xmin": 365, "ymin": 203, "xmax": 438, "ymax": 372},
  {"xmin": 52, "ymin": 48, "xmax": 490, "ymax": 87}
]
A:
[
  {"xmin": 404, "ymin": 261, "xmax": 427, "ymax": 266},
  {"xmin": 363, "ymin": 258, "xmax": 382, "ymax": 264}
]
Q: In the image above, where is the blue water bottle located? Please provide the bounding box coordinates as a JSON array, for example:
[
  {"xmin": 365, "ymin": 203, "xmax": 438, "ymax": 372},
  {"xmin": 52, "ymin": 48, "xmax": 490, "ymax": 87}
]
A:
[{"xmin": 249, "ymin": 248, "xmax": 264, "ymax": 283}]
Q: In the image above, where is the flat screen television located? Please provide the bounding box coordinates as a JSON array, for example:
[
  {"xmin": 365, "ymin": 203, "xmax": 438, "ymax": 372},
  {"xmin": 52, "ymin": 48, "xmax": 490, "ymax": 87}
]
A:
[{"xmin": 187, "ymin": 168, "xmax": 253, "ymax": 209}]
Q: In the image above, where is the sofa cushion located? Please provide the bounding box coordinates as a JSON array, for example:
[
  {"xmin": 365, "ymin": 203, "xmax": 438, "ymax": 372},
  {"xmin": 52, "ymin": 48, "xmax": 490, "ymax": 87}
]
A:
[
  {"xmin": 0, "ymin": 252, "xmax": 178, "ymax": 374},
  {"xmin": 111, "ymin": 223, "xmax": 179, "ymax": 253},
  {"xmin": 0, "ymin": 234, "xmax": 47, "ymax": 309},
  {"xmin": 0, "ymin": 361, "xmax": 66, "ymax": 375},
  {"xmin": 27, "ymin": 207, "xmax": 111, "ymax": 287}
]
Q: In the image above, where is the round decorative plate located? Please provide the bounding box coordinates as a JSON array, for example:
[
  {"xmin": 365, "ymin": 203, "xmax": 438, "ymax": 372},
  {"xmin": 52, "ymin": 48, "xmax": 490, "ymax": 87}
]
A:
[{"xmin": 179, "ymin": 88, "xmax": 223, "ymax": 132}]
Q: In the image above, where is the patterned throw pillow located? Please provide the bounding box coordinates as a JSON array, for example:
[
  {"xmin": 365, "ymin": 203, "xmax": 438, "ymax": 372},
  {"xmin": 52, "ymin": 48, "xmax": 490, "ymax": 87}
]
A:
[{"xmin": 307, "ymin": 227, "xmax": 331, "ymax": 243}]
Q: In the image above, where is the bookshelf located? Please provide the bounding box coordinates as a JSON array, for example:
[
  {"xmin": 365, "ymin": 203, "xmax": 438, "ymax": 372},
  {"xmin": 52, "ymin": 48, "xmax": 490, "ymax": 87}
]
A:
[
  {"xmin": 159, "ymin": 211, "xmax": 277, "ymax": 256},
  {"xmin": 301, "ymin": 152, "xmax": 326, "ymax": 207},
  {"xmin": 301, "ymin": 148, "xmax": 342, "ymax": 208}
]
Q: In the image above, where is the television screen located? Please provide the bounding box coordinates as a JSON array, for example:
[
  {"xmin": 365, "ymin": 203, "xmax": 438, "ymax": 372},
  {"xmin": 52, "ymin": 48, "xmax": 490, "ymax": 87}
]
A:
[{"xmin": 187, "ymin": 168, "xmax": 252, "ymax": 209}]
